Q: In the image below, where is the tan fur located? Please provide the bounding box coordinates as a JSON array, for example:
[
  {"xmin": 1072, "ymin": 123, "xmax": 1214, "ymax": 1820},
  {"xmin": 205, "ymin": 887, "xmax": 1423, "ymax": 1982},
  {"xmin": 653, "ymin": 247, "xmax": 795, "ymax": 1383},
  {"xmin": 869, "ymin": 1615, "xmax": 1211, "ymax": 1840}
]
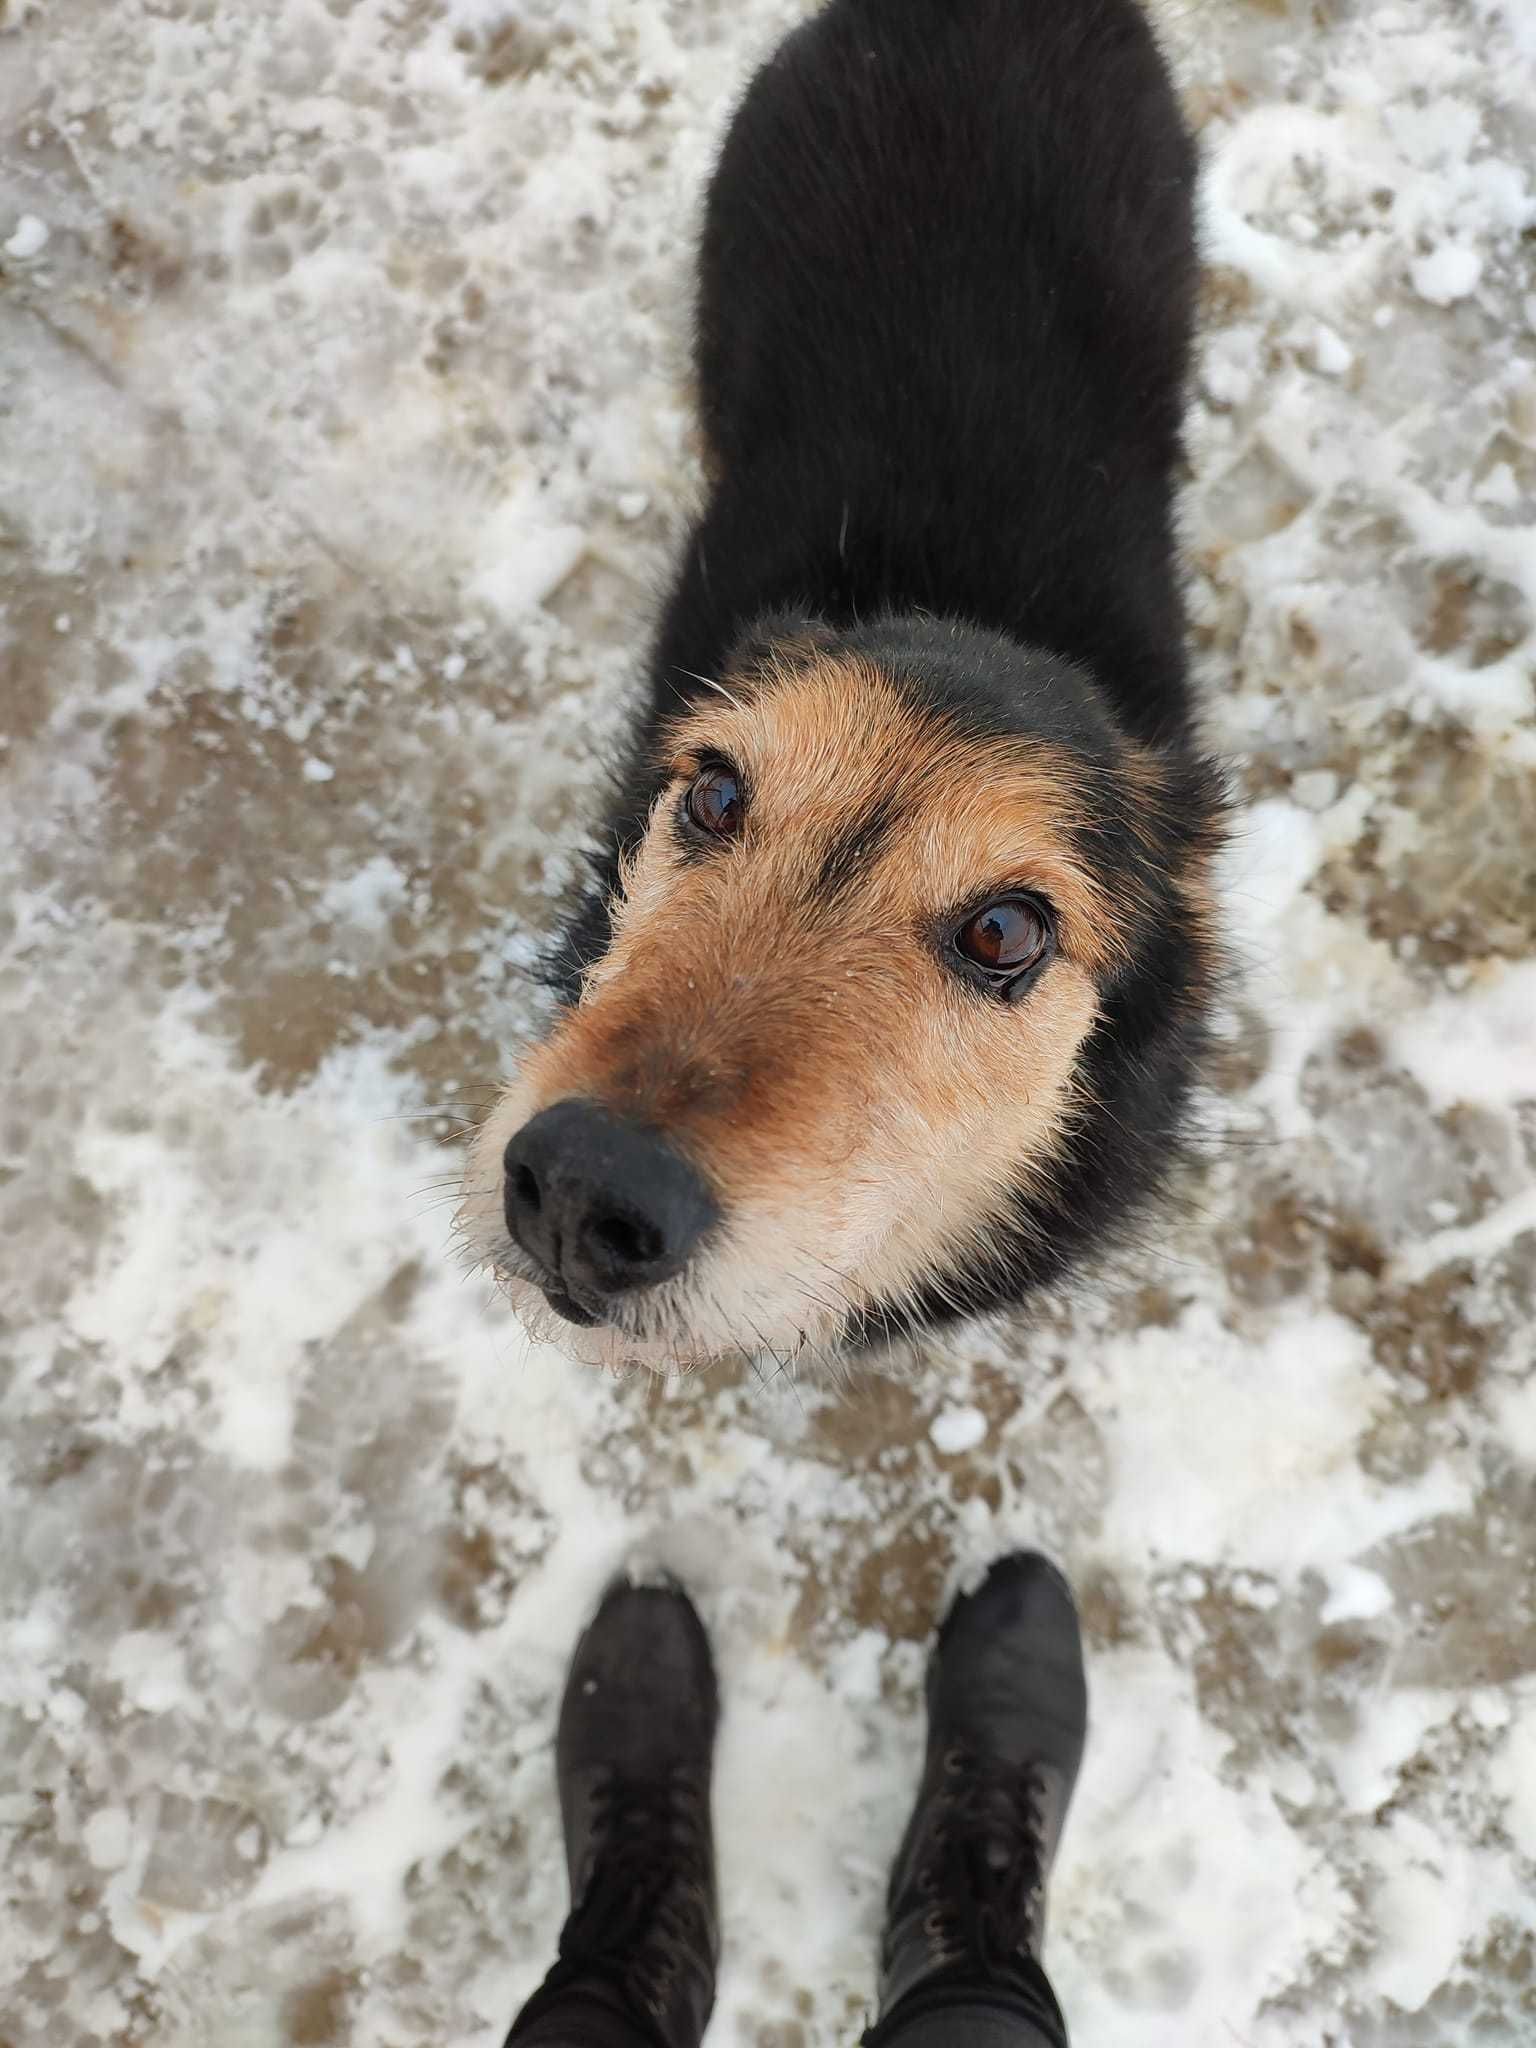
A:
[{"xmin": 462, "ymin": 657, "xmax": 1120, "ymax": 1373}]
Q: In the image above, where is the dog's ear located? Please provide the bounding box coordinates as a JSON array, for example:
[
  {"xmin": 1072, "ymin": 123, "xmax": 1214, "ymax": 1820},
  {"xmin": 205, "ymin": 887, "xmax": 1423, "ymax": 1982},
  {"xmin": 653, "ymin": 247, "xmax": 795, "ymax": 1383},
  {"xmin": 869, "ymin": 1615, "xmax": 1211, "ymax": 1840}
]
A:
[{"xmin": 724, "ymin": 608, "xmax": 836, "ymax": 681}]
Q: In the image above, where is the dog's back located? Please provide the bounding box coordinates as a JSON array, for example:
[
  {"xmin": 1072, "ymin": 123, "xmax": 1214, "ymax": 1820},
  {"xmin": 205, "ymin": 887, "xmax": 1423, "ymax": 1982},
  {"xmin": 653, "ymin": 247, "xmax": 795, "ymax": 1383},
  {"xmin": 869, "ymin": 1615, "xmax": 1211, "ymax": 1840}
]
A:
[{"xmin": 657, "ymin": 0, "xmax": 1199, "ymax": 747}]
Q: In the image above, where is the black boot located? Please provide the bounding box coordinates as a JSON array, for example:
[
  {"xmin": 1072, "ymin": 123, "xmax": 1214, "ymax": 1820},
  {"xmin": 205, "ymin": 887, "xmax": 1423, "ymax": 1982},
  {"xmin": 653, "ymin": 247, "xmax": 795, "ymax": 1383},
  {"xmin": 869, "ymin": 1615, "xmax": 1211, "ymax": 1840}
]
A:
[
  {"xmin": 877, "ymin": 1552, "xmax": 1087, "ymax": 2018},
  {"xmin": 507, "ymin": 1576, "xmax": 719, "ymax": 2048}
]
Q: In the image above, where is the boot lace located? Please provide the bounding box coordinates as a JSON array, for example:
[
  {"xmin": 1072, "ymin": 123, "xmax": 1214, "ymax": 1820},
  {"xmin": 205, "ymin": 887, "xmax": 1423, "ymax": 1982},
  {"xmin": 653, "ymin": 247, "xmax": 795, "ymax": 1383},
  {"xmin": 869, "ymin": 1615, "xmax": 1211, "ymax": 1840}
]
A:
[
  {"xmin": 559, "ymin": 1766, "xmax": 713, "ymax": 2024},
  {"xmin": 919, "ymin": 1744, "xmax": 1046, "ymax": 1975}
]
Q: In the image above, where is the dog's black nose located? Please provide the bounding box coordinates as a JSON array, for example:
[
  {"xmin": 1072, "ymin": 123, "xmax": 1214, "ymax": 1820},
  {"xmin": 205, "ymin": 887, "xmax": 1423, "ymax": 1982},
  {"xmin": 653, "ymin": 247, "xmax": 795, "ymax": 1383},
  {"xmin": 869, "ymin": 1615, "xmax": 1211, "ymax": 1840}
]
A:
[{"xmin": 503, "ymin": 1100, "xmax": 718, "ymax": 1309}]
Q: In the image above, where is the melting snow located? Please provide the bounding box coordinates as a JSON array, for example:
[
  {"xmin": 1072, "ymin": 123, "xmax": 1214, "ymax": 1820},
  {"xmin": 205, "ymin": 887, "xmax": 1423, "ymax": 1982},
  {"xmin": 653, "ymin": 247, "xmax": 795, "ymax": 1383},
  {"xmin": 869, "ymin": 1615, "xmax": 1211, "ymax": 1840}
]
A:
[{"xmin": 2, "ymin": 1, "xmax": 1535, "ymax": 2044}]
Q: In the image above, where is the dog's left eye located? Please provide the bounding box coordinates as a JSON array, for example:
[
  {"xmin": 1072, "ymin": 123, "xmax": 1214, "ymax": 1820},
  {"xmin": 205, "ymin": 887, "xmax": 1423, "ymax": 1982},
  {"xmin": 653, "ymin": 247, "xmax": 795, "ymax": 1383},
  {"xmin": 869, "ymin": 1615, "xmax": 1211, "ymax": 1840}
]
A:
[
  {"xmin": 685, "ymin": 764, "xmax": 745, "ymax": 839},
  {"xmin": 954, "ymin": 896, "xmax": 1053, "ymax": 989}
]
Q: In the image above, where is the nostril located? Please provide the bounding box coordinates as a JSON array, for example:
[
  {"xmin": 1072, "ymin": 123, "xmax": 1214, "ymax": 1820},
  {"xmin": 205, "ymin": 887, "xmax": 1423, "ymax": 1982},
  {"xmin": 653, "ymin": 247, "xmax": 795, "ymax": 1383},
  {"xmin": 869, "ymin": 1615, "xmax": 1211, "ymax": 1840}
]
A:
[
  {"xmin": 591, "ymin": 1211, "xmax": 663, "ymax": 1272},
  {"xmin": 511, "ymin": 1163, "xmax": 541, "ymax": 1215}
]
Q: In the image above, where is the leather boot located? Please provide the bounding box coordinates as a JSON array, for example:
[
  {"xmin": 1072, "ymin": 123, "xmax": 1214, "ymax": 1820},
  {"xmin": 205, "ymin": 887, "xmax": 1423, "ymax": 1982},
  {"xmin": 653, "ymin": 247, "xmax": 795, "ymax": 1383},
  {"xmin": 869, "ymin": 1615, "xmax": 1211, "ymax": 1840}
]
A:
[
  {"xmin": 509, "ymin": 1576, "xmax": 719, "ymax": 2048},
  {"xmin": 878, "ymin": 1552, "xmax": 1087, "ymax": 2014}
]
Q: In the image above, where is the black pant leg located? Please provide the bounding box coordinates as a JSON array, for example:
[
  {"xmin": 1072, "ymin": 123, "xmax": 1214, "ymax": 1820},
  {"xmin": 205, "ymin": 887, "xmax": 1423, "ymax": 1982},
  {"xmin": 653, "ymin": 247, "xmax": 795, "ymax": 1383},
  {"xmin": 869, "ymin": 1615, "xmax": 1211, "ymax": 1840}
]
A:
[
  {"xmin": 862, "ymin": 1958, "xmax": 1069, "ymax": 2048},
  {"xmin": 505, "ymin": 1974, "xmax": 661, "ymax": 2048}
]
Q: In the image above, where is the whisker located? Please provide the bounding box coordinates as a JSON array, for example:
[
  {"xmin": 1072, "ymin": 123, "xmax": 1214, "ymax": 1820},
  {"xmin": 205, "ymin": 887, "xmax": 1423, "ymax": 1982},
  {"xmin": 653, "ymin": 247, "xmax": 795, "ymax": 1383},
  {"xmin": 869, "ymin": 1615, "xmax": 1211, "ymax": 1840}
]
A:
[{"xmin": 674, "ymin": 666, "xmax": 749, "ymax": 712}]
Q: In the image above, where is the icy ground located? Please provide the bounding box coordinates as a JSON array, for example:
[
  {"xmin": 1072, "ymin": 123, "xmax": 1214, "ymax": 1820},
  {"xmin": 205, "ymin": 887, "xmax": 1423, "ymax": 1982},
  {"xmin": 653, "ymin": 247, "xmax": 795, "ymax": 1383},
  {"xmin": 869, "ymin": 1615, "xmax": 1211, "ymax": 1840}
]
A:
[{"xmin": 2, "ymin": 0, "xmax": 1535, "ymax": 2041}]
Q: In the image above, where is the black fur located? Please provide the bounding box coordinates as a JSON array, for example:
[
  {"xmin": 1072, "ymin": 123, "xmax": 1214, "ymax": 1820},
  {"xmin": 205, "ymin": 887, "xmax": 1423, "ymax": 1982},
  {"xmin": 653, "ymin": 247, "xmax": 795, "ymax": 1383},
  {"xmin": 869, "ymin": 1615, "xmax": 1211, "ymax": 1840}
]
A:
[
  {"xmin": 811, "ymin": 789, "xmax": 906, "ymax": 905},
  {"xmin": 545, "ymin": 0, "xmax": 1222, "ymax": 1341}
]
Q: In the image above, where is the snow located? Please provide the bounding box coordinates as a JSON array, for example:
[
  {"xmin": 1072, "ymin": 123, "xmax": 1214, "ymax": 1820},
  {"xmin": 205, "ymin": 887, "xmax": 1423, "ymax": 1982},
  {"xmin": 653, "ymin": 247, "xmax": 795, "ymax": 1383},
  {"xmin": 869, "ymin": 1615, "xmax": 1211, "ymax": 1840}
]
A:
[
  {"xmin": 930, "ymin": 1405, "xmax": 990, "ymax": 1455},
  {"xmin": 1412, "ymin": 244, "xmax": 1483, "ymax": 305},
  {"xmin": 2, "ymin": 0, "xmax": 1536, "ymax": 2045},
  {"xmin": 3, "ymin": 210, "xmax": 48, "ymax": 257}
]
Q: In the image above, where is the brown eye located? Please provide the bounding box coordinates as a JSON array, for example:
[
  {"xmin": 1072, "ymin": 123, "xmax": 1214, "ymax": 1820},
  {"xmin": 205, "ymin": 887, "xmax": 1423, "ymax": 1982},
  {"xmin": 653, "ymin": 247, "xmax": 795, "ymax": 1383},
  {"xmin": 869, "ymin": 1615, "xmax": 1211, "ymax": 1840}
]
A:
[
  {"xmin": 955, "ymin": 896, "xmax": 1051, "ymax": 982},
  {"xmin": 685, "ymin": 764, "xmax": 744, "ymax": 839}
]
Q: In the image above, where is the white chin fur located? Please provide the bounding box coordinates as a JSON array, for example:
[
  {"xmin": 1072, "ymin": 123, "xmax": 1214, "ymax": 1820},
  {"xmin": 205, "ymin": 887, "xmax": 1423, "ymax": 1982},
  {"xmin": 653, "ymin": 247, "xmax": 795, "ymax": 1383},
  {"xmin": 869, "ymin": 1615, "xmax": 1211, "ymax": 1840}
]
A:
[{"xmin": 495, "ymin": 1270, "xmax": 840, "ymax": 1379}]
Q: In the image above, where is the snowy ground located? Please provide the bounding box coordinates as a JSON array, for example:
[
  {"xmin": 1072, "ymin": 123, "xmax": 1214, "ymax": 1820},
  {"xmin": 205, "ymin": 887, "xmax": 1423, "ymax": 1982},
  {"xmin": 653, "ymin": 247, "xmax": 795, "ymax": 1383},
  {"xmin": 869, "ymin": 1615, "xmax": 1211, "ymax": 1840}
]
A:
[{"xmin": 3, "ymin": 0, "xmax": 1536, "ymax": 2042}]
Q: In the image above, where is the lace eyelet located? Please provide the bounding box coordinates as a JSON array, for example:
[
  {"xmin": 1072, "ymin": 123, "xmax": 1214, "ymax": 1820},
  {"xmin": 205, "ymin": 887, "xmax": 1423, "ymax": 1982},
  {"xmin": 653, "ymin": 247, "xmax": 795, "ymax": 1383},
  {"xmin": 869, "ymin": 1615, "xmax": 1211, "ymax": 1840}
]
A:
[{"xmin": 638, "ymin": 1966, "xmax": 675, "ymax": 2015}]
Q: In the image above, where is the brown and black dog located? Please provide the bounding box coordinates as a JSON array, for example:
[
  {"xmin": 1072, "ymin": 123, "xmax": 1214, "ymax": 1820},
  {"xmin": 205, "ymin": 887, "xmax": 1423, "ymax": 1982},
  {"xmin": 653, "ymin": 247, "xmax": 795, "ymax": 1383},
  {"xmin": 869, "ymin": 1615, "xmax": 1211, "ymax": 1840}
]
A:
[{"xmin": 460, "ymin": 0, "xmax": 1224, "ymax": 1373}]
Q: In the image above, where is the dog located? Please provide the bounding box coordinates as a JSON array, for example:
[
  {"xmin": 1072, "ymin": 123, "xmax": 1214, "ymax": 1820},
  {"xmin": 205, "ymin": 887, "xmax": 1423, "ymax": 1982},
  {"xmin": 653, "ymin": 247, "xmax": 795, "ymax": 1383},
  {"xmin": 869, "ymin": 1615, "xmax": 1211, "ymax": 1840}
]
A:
[{"xmin": 459, "ymin": 0, "xmax": 1224, "ymax": 1374}]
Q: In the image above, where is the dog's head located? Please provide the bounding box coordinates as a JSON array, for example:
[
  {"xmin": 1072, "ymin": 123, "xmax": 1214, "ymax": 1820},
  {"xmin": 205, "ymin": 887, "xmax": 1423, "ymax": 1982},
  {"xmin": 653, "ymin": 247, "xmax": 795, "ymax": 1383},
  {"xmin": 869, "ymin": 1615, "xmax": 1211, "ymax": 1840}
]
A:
[{"xmin": 460, "ymin": 617, "xmax": 1221, "ymax": 1372}]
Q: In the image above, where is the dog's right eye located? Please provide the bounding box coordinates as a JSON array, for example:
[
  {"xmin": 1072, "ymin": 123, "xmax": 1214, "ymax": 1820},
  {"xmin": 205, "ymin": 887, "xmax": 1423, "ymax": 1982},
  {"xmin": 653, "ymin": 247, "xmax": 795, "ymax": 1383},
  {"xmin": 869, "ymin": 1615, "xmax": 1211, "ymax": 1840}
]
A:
[
  {"xmin": 684, "ymin": 763, "xmax": 745, "ymax": 839},
  {"xmin": 951, "ymin": 893, "xmax": 1055, "ymax": 998}
]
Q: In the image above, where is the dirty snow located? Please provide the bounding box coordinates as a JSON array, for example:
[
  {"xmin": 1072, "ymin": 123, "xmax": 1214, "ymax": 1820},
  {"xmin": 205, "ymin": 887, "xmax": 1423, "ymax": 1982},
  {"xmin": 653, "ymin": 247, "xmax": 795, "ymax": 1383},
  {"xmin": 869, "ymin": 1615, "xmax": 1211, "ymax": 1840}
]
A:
[{"xmin": 2, "ymin": 0, "xmax": 1535, "ymax": 2043}]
